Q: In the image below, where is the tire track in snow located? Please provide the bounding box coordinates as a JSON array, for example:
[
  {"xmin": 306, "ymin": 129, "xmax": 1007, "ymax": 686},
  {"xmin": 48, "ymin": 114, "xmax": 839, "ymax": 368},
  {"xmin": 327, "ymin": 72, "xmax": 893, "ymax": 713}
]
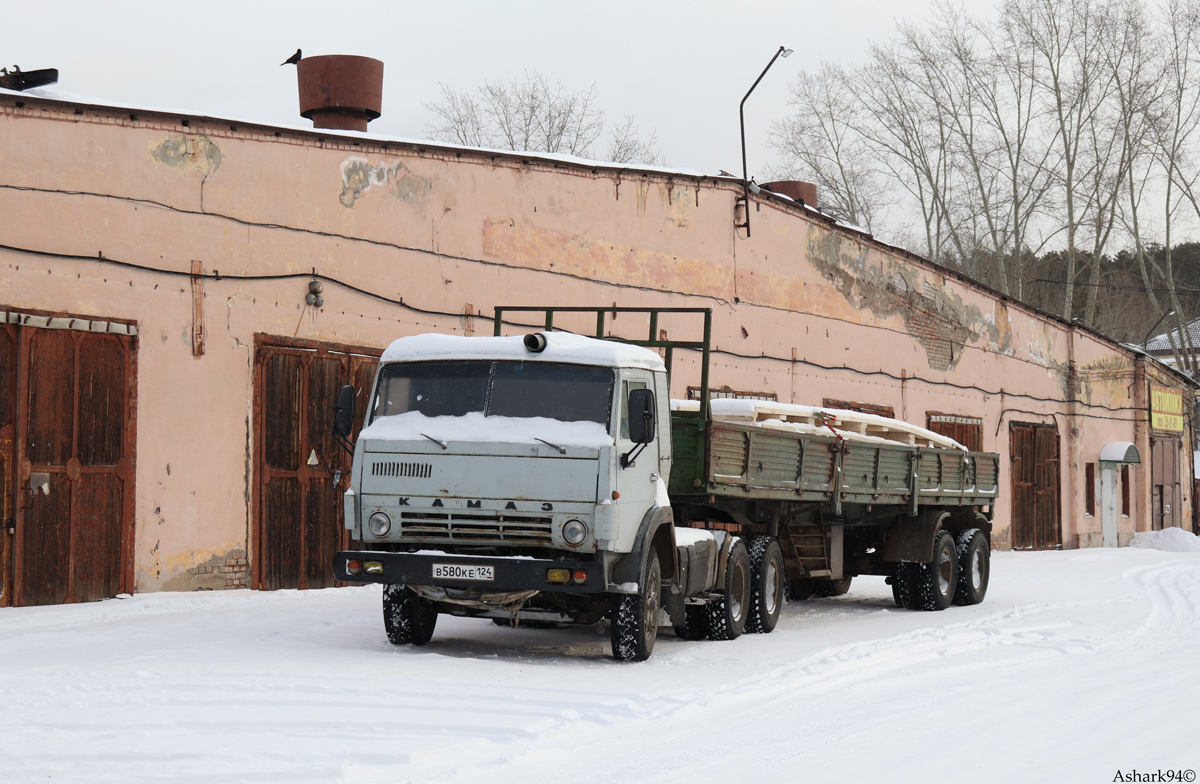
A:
[
  {"xmin": 1124, "ymin": 559, "xmax": 1199, "ymax": 643},
  {"xmin": 422, "ymin": 561, "xmax": 1200, "ymax": 783}
]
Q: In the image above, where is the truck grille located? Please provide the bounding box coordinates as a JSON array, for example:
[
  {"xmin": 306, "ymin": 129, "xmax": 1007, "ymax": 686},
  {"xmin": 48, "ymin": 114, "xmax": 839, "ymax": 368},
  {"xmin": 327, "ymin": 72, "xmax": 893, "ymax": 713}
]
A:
[
  {"xmin": 399, "ymin": 512, "xmax": 553, "ymax": 544},
  {"xmin": 371, "ymin": 460, "xmax": 432, "ymax": 478}
]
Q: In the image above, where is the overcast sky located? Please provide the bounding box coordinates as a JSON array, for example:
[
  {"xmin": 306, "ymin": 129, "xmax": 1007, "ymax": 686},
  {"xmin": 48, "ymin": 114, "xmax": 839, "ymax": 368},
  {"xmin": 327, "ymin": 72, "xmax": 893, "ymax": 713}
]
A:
[{"xmin": 6, "ymin": 0, "xmax": 1000, "ymax": 177}]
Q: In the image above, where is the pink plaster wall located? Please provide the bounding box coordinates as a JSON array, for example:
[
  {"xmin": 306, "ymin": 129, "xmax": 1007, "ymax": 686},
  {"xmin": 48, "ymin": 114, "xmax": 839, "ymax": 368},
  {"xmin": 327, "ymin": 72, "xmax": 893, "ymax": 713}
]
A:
[{"xmin": 0, "ymin": 93, "xmax": 1193, "ymax": 592}]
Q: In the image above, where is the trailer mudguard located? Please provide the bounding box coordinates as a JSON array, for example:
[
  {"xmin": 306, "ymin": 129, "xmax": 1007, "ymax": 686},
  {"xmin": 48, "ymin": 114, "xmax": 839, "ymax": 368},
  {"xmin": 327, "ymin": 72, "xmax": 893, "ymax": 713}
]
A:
[
  {"xmin": 608, "ymin": 506, "xmax": 677, "ymax": 592},
  {"xmin": 882, "ymin": 509, "xmax": 950, "ymax": 563},
  {"xmin": 944, "ymin": 509, "xmax": 993, "ymax": 545}
]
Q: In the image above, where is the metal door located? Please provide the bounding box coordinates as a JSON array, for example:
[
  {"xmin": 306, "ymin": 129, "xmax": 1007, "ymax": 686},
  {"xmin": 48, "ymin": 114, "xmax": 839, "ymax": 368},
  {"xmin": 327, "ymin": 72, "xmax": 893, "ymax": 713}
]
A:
[
  {"xmin": 1010, "ymin": 422, "xmax": 1061, "ymax": 550},
  {"xmin": 253, "ymin": 337, "xmax": 378, "ymax": 590},
  {"xmin": 1150, "ymin": 437, "xmax": 1181, "ymax": 530},
  {"xmin": 2, "ymin": 322, "xmax": 136, "ymax": 607}
]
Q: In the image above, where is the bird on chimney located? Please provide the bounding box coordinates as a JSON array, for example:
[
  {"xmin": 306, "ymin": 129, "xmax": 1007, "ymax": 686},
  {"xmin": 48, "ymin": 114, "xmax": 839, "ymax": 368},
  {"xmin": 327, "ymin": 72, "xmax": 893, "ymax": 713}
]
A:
[{"xmin": 280, "ymin": 49, "xmax": 302, "ymax": 66}]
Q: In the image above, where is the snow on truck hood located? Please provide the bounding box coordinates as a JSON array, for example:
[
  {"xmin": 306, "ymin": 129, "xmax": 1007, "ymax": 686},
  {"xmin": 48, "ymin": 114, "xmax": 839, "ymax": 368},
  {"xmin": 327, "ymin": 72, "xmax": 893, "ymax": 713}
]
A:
[
  {"xmin": 359, "ymin": 411, "xmax": 614, "ymax": 449},
  {"xmin": 380, "ymin": 332, "xmax": 666, "ymax": 371}
]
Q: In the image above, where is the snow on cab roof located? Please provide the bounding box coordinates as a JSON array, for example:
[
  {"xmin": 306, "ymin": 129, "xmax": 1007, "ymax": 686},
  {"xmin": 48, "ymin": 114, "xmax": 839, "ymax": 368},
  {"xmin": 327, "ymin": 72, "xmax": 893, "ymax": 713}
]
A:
[{"xmin": 380, "ymin": 332, "xmax": 666, "ymax": 371}]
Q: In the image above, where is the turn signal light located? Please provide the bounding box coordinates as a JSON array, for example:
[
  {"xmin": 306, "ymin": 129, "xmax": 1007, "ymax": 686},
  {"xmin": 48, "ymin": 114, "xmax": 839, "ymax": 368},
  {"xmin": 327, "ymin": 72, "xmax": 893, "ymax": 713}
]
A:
[
  {"xmin": 546, "ymin": 568, "xmax": 571, "ymax": 584},
  {"xmin": 346, "ymin": 559, "xmax": 363, "ymax": 575},
  {"xmin": 365, "ymin": 561, "xmax": 384, "ymax": 575},
  {"xmin": 572, "ymin": 570, "xmax": 587, "ymax": 584}
]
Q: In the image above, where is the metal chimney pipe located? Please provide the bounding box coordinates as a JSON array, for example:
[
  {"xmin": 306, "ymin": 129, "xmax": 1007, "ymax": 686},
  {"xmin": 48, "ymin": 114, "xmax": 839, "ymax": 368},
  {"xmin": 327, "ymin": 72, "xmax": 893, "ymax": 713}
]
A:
[{"xmin": 296, "ymin": 55, "xmax": 383, "ymax": 132}]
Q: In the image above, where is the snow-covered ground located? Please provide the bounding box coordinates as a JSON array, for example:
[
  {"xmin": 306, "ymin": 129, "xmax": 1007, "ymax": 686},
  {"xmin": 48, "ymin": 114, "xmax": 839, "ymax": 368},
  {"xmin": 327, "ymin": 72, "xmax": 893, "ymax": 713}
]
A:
[{"xmin": 3, "ymin": 539, "xmax": 1199, "ymax": 783}]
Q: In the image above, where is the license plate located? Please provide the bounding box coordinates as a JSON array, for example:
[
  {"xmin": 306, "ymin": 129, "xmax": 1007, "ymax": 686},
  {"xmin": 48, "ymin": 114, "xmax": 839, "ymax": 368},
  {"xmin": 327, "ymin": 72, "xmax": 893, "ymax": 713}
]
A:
[{"xmin": 432, "ymin": 563, "xmax": 495, "ymax": 582}]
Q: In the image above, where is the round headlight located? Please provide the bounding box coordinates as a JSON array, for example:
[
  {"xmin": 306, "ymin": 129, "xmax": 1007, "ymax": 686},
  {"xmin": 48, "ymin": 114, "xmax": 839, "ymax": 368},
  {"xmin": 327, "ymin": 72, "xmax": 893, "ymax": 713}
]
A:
[
  {"xmin": 368, "ymin": 512, "xmax": 392, "ymax": 537},
  {"xmin": 562, "ymin": 519, "xmax": 587, "ymax": 545}
]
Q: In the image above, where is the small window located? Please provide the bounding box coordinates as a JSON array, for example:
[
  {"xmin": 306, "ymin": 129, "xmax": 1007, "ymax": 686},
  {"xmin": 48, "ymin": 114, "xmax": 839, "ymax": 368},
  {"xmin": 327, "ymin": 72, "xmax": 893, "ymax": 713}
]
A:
[
  {"xmin": 1121, "ymin": 465, "xmax": 1131, "ymax": 517},
  {"xmin": 926, "ymin": 412, "xmax": 983, "ymax": 452},
  {"xmin": 1086, "ymin": 463, "xmax": 1096, "ymax": 516},
  {"xmin": 619, "ymin": 380, "xmax": 647, "ymax": 440}
]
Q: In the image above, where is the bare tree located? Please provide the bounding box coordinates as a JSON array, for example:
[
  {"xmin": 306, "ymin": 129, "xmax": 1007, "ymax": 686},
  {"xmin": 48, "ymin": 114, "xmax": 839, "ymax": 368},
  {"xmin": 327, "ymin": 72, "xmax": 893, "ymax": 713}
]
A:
[
  {"xmin": 768, "ymin": 63, "xmax": 889, "ymax": 231},
  {"xmin": 1006, "ymin": 0, "xmax": 1119, "ymax": 322},
  {"xmin": 970, "ymin": 3, "xmax": 1059, "ymax": 299},
  {"xmin": 1148, "ymin": 0, "xmax": 1200, "ymax": 374},
  {"xmin": 606, "ymin": 116, "xmax": 663, "ymax": 166},
  {"xmin": 851, "ymin": 40, "xmax": 961, "ymax": 264},
  {"xmin": 424, "ymin": 72, "xmax": 659, "ymax": 164}
]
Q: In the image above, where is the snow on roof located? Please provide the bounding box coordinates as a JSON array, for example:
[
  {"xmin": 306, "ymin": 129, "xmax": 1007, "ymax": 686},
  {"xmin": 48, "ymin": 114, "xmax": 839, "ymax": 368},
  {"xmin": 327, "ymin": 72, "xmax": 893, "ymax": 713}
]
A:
[
  {"xmin": 1, "ymin": 86, "xmax": 710, "ymax": 180},
  {"xmin": 1146, "ymin": 315, "xmax": 1200, "ymax": 353},
  {"xmin": 380, "ymin": 331, "xmax": 665, "ymax": 371}
]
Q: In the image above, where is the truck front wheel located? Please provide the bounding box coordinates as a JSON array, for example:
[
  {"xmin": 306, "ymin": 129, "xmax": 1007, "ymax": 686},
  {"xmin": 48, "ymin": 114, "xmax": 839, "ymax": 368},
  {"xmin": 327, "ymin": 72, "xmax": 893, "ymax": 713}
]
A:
[
  {"xmin": 707, "ymin": 539, "xmax": 750, "ymax": 640},
  {"xmin": 382, "ymin": 584, "xmax": 438, "ymax": 645},
  {"xmin": 746, "ymin": 537, "xmax": 784, "ymax": 634},
  {"xmin": 611, "ymin": 550, "xmax": 661, "ymax": 661}
]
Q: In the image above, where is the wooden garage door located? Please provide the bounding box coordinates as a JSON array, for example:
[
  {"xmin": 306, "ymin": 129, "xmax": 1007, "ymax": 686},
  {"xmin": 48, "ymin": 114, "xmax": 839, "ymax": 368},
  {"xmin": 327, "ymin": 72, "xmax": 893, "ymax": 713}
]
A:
[
  {"xmin": 253, "ymin": 337, "xmax": 379, "ymax": 590},
  {"xmin": 1010, "ymin": 422, "xmax": 1061, "ymax": 550},
  {"xmin": 1, "ymin": 321, "xmax": 136, "ymax": 607}
]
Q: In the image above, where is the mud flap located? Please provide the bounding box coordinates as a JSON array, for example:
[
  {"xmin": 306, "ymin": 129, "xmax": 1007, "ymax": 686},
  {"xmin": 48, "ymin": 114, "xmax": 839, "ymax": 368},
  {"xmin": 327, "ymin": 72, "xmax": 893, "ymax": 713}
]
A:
[{"xmin": 883, "ymin": 509, "xmax": 950, "ymax": 564}]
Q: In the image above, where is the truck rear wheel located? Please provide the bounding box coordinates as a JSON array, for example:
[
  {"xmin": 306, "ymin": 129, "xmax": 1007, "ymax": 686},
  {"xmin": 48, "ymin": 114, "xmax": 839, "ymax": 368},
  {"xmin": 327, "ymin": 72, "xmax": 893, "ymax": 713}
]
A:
[
  {"xmin": 707, "ymin": 539, "xmax": 750, "ymax": 641},
  {"xmin": 891, "ymin": 564, "xmax": 919, "ymax": 609},
  {"xmin": 382, "ymin": 584, "xmax": 438, "ymax": 645},
  {"xmin": 953, "ymin": 529, "xmax": 990, "ymax": 606},
  {"xmin": 611, "ymin": 549, "xmax": 661, "ymax": 661},
  {"xmin": 915, "ymin": 531, "xmax": 958, "ymax": 611},
  {"xmin": 746, "ymin": 537, "xmax": 784, "ymax": 634},
  {"xmin": 788, "ymin": 578, "xmax": 814, "ymax": 602}
]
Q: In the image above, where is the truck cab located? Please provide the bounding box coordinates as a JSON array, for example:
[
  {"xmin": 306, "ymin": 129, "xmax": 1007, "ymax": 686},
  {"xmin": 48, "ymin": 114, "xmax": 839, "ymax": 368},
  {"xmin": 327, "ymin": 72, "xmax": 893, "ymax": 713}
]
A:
[{"xmin": 333, "ymin": 324, "xmax": 721, "ymax": 661}]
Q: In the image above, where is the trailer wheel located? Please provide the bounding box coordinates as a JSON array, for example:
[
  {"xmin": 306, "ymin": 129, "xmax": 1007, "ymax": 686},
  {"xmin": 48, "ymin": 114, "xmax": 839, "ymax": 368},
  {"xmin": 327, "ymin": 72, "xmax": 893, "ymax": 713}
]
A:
[
  {"xmin": 707, "ymin": 539, "xmax": 750, "ymax": 641},
  {"xmin": 610, "ymin": 549, "xmax": 661, "ymax": 661},
  {"xmin": 814, "ymin": 576, "xmax": 853, "ymax": 597},
  {"xmin": 788, "ymin": 578, "xmax": 814, "ymax": 602},
  {"xmin": 952, "ymin": 529, "xmax": 990, "ymax": 606},
  {"xmin": 914, "ymin": 531, "xmax": 958, "ymax": 611},
  {"xmin": 891, "ymin": 564, "xmax": 919, "ymax": 609},
  {"xmin": 746, "ymin": 537, "xmax": 785, "ymax": 634},
  {"xmin": 382, "ymin": 584, "xmax": 438, "ymax": 645},
  {"xmin": 672, "ymin": 603, "xmax": 710, "ymax": 641}
]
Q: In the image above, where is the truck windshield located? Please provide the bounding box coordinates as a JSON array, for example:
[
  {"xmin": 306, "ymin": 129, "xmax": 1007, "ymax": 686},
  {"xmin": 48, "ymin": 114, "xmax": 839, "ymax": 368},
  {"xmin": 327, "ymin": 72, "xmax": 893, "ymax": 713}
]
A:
[{"xmin": 371, "ymin": 361, "xmax": 615, "ymax": 425}]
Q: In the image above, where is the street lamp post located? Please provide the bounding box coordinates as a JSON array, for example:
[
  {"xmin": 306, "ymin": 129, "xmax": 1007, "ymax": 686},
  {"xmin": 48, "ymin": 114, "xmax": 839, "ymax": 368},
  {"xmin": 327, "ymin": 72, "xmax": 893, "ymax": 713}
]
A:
[
  {"xmin": 1143, "ymin": 309, "xmax": 1177, "ymax": 351},
  {"xmin": 738, "ymin": 45, "xmax": 792, "ymax": 238}
]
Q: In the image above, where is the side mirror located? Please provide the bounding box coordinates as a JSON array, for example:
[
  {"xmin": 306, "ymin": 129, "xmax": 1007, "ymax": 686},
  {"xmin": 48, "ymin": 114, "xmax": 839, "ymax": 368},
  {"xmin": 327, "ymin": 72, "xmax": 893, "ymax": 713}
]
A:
[
  {"xmin": 627, "ymin": 388, "xmax": 656, "ymax": 444},
  {"xmin": 333, "ymin": 384, "xmax": 356, "ymax": 438}
]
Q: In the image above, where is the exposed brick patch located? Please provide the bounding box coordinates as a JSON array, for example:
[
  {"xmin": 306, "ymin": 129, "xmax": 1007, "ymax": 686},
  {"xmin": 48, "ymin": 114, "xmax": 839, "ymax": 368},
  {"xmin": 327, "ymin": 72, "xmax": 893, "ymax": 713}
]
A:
[{"xmin": 187, "ymin": 549, "xmax": 248, "ymax": 589}]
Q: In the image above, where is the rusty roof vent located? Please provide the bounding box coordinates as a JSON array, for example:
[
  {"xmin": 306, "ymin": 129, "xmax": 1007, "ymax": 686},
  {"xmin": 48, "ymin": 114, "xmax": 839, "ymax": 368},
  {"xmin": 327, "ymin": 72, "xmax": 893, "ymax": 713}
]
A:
[
  {"xmin": 761, "ymin": 180, "xmax": 818, "ymax": 209},
  {"xmin": 296, "ymin": 55, "xmax": 383, "ymax": 132}
]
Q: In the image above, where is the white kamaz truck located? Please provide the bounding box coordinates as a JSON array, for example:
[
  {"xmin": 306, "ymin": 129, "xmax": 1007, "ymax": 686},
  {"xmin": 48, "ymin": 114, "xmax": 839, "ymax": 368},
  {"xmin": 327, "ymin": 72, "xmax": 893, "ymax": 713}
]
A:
[{"xmin": 332, "ymin": 306, "xmax": 999, "ymax": 661}]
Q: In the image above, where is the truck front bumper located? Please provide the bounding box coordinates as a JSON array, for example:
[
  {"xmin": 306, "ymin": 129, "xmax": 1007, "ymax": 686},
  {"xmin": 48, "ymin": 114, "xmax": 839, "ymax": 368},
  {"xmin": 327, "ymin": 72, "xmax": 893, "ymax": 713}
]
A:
[{"xmin": 333, "ymin": 551, "xmax": 608, "ymax": 594}]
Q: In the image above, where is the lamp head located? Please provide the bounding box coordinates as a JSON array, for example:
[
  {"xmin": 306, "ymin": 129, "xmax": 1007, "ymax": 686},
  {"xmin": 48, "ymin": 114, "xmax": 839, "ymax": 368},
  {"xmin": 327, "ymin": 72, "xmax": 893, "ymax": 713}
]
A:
[{"xmin": 781, "ymin": 47, "xmax": 793, "ymax": 58}]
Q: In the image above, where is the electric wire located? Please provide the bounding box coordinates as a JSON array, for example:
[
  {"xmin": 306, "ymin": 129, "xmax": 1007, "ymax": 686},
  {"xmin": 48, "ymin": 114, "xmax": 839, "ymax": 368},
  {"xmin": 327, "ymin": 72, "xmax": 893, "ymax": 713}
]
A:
[{"xmin": 2, "ymin": 239, "xmax": 1168, "ymax": 425}]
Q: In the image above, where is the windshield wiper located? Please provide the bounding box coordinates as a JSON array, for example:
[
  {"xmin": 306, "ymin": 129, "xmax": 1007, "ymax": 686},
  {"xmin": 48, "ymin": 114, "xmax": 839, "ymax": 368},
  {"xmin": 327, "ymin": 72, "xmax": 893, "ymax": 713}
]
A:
[
  {"xmin": 420, "ymin": 433, "xmax": 448, "ymax": 450},
  {"xmin": 535, "ymin": 437, "xmax": 567, "ymax": 454}
]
